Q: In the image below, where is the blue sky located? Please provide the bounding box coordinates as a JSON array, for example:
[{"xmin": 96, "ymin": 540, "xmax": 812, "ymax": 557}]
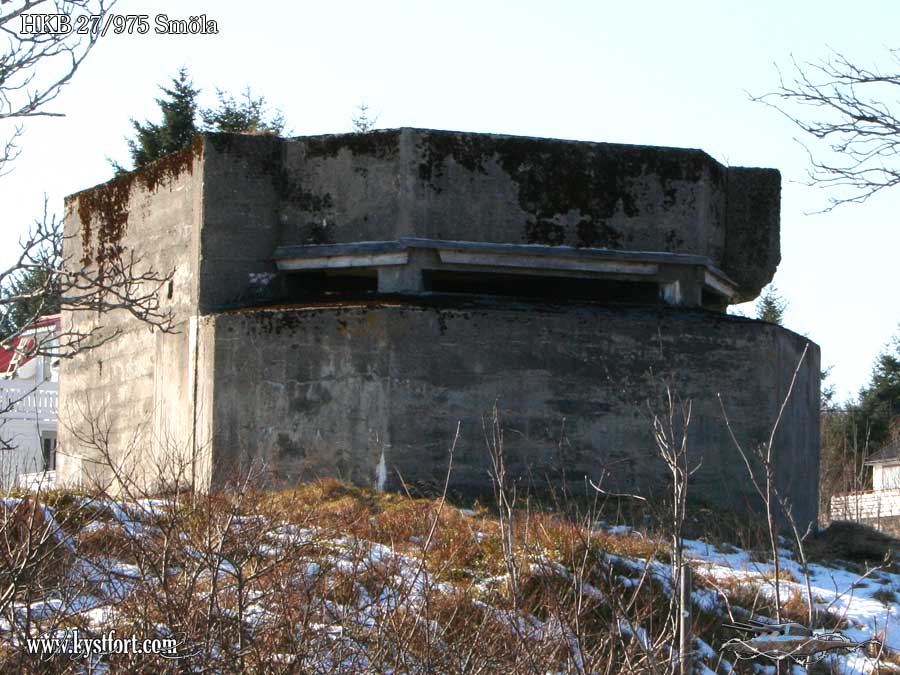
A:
[{"xmin": 3, "ymin": 0, "xmax": 899, "ymax": 402}]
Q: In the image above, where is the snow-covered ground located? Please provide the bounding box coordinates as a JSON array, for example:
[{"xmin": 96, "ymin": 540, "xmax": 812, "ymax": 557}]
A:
[
  {"xmin": 685, "ymin": 537, "xmax": 900, "ymax": 649},
  {"xmin": 684, "ymin": 536, "xmax": 900, "ymax": 673},
  {"xmin": 2, "ymin": 493, "xmax": 899, "ymax": 674}
]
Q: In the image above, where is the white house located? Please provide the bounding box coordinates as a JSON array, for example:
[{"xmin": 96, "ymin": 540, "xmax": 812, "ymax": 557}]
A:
[
  {"xmin": 830, "ymin": 439, "xmax": 900, "ymax": 533},
  {"xmin": 0, "ymin": 315, "xmax": 60, "ymax": 490},
  {"xmin": 869, "ymin": 441, "xmax": 900, "ymax": 491}
]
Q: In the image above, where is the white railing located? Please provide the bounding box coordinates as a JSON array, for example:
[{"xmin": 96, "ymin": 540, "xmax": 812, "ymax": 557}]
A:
[
  {"xmin": 0, "ymin": 381, "xmax": 58, "ymax": 423},
  {"xmin": 17, "ymin": 470, "xmax": 56, "ymax": 491},
  {"xmin": 830, "ymin": 488, "xmax": 900, "ymax": 521}
]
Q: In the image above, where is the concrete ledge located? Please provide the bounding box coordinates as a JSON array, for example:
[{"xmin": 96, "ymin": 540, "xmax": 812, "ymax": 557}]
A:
[
  {"xmin": 259, "ymin": 128, "xmax": 780, "ymax": 300},
  {"xmin": 273, "ymin": 238, "xmax": 738, "ymax": 306}
]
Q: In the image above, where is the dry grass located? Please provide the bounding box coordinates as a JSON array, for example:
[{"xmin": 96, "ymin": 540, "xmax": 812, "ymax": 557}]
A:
[
  {"xmin": 807, "ymin": 521, "xmax": 900, "ymax": 566},
  {"xmin": 0, "ymin": 478, "xmax": 887, "ymax": 674},
  {"xmin": 696, "ymin": 570, "xmax": 848, "ymax": 637},
  {"xmin": 2, "ymin": 479, "xmax": 693, "ymax": 673}
]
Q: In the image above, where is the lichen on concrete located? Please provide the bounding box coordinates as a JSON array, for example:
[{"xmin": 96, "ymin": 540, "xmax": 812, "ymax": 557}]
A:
[{"xmin": 68, "ymin": 137, "xmax": 202, "ymax": 270}]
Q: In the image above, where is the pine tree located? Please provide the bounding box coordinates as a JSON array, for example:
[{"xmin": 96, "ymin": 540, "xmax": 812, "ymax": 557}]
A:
[
  {"xmin": 820, "ymin": 365, "xmax": 837, "ymax": 409},
  {"xmin": 755, "ymin": 284, "xmax": 787, "ymax": 325},
  {"xmin": 0, "ymin": 267, "xmax": 60, "ymax": 339},
  {"xmin": 113, "ymin": 71, "xmax": 287, "ymax": 172},
  {"xmin": 858, "ymin": 334, "xmax": 900, "ymax": 449},
  {"xmin": 122, "ymin": 68, "xmax": 200, "ymax": 170},
  {"xmin": 351, "ymin": 102, "xmax": 378, "ymax": 133},
  {"xmin": 199, "ymin": 88, "xmax": 285, "ymax": 135}
]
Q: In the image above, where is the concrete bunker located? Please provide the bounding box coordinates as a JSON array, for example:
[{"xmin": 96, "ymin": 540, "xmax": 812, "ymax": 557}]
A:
[{"xmin": 58, "ymin": 128, "xmax": 820, "ymax": 530}]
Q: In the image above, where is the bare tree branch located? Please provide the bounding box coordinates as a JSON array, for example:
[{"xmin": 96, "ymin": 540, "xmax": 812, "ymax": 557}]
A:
[
  {"xmin": 1, "ymin": 198, "xmax": 173, "ymax": 353},
  {"xmin": 754, "ymin": 48, "xmax": 900, "ymax": 211},
  {"xmin": 0, "ymin": 2, "xmax": 176, "ymax": 475},
  {"xmin": 1, "ymin": 1, "xmax": 116, "ymax": 173}
]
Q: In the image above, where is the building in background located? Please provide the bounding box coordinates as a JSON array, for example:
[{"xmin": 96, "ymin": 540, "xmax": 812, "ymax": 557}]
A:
[
  {"xmin": 831, "ymin": 440, "xmax": 900, "ymax": 535},
  {"xmin": 0, "ymin": 314, "xmax": 60, "ymax": 490},
  {"xmin": 870, "ymin": 442, "xmax": 900, "ymax": 492}
]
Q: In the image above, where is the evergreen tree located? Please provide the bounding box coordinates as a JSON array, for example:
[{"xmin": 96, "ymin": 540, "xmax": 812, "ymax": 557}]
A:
[
  {"xmin": 858, "ymin": 333, "xmax": 900, "ymax": 449},
  {"xmin": 351, "ymin": 102, "xmax": 378, "ymax": 133},
  {"xmin": 121, "ymin": 68, "xmax": 200, "ymax": 170},
  {"xmin": 114, "ymin": 71, "xmax": 287, "ymax": 172},
  {"xmin": 0, "ymin": 266, "xmax": 60, "ymax": 339},
  {"xmin": 755, "ymin": 284, "xmax": 787, "ymax": 325},
  {"xmin": 820, "ymin": 365, "xmax": 837, "ymax": 410},
  {"xmin": 200, "ymin": 88, "xmax": 285, "ymax": 135}
]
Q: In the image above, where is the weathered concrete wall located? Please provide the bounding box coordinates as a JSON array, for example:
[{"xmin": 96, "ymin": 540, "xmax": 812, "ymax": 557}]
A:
[
  {"xmin": 724, "ymin": 168, "xmax": 781, "ymax": 300},
  {"xmin": 196, "ymin": 135, "xmax": 285, "ymax": 312},
  {"xmin": 260, "ymin": 129, "xmax": 779, "ymax": 300},
  {"xmin": 209, "ymin": 301, "xmax": 819, "ymax": 530},
  {"xmin": 58, "ymin": 145, "xmax": 207, "ymax": 490},
  {"xmin": 56, "ymin": 129, "xmax": 809, "ymax": 526}
]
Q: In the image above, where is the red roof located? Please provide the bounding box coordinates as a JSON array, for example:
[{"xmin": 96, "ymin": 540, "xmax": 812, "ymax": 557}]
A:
[
  {"xmin": 31, "ymin": 314, "xmax": 61, "ymax": 330},
  {"xmin": 0, "ymin": 336, "xmax": 33, "ymax": 372},
  {"xmin": 0, "ymin": 314, "xmax": 60, "ymax": 373}
]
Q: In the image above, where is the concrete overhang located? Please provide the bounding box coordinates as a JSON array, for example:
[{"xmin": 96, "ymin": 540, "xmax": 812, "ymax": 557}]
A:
[
  {"xmin": 273, "ymin": 237, "xmax": 739, "ymax": 306},
  {"xmin": 262, "ymin": 127, "xmax": 780, "ymax": 303}
]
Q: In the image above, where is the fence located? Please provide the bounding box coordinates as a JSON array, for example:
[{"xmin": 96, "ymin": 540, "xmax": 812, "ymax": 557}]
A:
[
  {"xmin": 16, "ymin": 470, "xmax": 56, "ymax": 491},
  {"xmin": 0, "ymin": 381, "xmax": 58, "ymax": 423},
  {"xmin": 830, "ymin": 489, "xmax": 900, "ymax": 521}
]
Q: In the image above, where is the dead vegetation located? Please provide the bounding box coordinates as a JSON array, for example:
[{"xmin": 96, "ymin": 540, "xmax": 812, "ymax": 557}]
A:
[
  {"xmin": 3, "ymin": 472, "xmax": 895, "ymax": 674},
  {"xmin": 2, "ymin": 396, "xmax": 897, "ymax": 674},
  {"xmin": 0, "ymin": 474, "xmax": 750, "ymax": 674},
  {"xmin": 806, "ymin": 520, "xmax": 900, "ymax": 567}
]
